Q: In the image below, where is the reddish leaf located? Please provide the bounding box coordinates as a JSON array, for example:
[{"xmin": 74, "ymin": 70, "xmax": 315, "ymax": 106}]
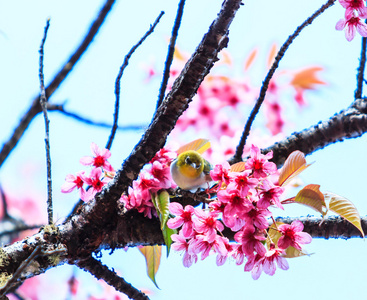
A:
[
  {"xmin": 294, "ymin": 184, "xmax": 327, "ymax": 216},
  {"xmin": 176, "ymin": 138, "xmax": 210, "ymax": 155},
  {"xmin": 278, "ymin": 150, "xmax": 312, "ymax": 186}
]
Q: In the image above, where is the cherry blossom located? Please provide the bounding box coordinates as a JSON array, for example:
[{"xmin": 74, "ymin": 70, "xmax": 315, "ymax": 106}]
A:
[
  {"xmin": 336, "ymin": 13, "xmax": 367, "ymax": 41},
  {"xmin": 278, "ymin": 220, "xmax": 312, "ymax": 250},
  {"xmin": 79, "ymin": 142, "xmax": 114, "ymax": 172}
]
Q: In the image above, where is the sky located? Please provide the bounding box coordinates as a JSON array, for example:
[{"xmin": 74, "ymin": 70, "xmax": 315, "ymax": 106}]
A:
[{"xmin": 1, "ymin": 0, "xmax": 367, "ymax": 299}]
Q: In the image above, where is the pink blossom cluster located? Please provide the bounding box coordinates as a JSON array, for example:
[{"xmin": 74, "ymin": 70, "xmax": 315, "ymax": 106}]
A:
[
  {"xmin": 120, "ymin": 148, "xmax": 177, "ymax": 218},
  {"xmin": 336, "ymin": 0, "xmax": 367, "ymax": 41},
  {"xmin": 61, "ymin": 142, "xmax": 114, "ymax": 202},
  {"xmin": 62, "ymin": 143, "xmax": 177, "ymax": 219},
  {"xmin": 167, "ymin": 145, "xmax": 312, "ymax": 279}
]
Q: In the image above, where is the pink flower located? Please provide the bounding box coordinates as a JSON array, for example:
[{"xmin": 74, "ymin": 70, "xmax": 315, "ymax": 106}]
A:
[
  {"xmin": 193, "ymin": 210, "xmax": 224, "ymax": 242},
  {"xmin": 232, "ymin": 244, "xmax": 245, "ymax": 265},
  {"xmin": 339, "ymin": 0, "xmax": 367, "ymax": 18},
  {"xmin": 147, "ymin": 161, "xmax": 176, "ymax": 189},
  {"xmin": 262, "ymin": 247, "xmax": 289, "ymax": 276},
  {"xmin": 167, "ymin": 203, "xmax": 195, "ymax": 238},
  {"xmin": 171, "ymin": 232, "xmax": 198, "ymax": 268},
  {"xmin": 244, "ymin": 253, "xmax": 264, "ymax": 280},
  {"xmin": 234, "ymin": 227, "xmax": 266, "ymax": 256},
  {"xmin": 150, "ymin": 147, "xmax": 177, "ymax": 166},
  {"xmin": 227, "ymin": 170, "xmax": 259, "ymax": 197},
  {"xmin": 336, "ymin": 14, "xmax": 367, "ymax": 41},
  {"xmin": 278, "ymin": 220, "xmax": 312, "ymax": 250},
  {"xmin": 216, "ymin": 237, "xmax": 232, "ymax": 266},
  {"xmin": 61, "ymin": 171, "xmax": 86, "ymax": 198},
  {"xmin": 245, "ymin": 145, "xmax": 277, "ymax": 178},
  {"xmin": 189, "ymin": 234, "xmax": 228, "ymax": 260},
  {"xmin": 210, "ymin": 162, "xmax": 231, "ymax": 188},
  {"xmin": 240, "ymin": 207, "xmax": 272, "ymax": 230},
  {"xmin": 257, "ymin": 180, "xmax": 284, "ymax": 210},
  {"xmin": 80, "ymin": 142, "xmax": 114, "ymax": 172},
  {"xmin": 217, "ymin": 188, "xmax": 253, "ymax": 219},
  {"xmin": 81, "ymin": 168, "xmax": 110, "ymax": 201}
]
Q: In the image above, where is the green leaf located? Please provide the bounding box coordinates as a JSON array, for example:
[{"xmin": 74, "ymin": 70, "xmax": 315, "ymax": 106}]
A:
[
  {"xmin": 138, "ymin": 245, "xmax": 162, "ymax": 289},
  {"xmin": 151, "ymin": 190, "xmax": 170, "ymax": 230},
  {"xmin": 162, "ymin": 226, "xmax": 177, "ymax": 257},
  {"xmin": 151, "ymin": 190, "xmax": 175, "ymax": 256},
  {"xmin": 278, "ymin": 150, "xmax": 312, "ymax": 186},
  {"xmin": 325, "ymin": 192, "xmax": 364, "ymax": 237},
  {"xmin": 294, "ymin": 184, "xmax": 327, "ymax": 216}
]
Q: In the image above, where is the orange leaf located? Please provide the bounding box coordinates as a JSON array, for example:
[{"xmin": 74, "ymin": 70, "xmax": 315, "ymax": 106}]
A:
[
  {"xmin": 176, "ymin": 138, "xmax": 210, "ymax": 155},
  {"xmin": 325, "ymin": 192, "xmax": 364, "ymax": 237},
  {"xmin": 244, "ymin": 48, "xmax": 258, "ymax": 71},
  {"xmin": 294, "ymin": 184, "xmax": 327, "ymax": 216},
  {"xmin": 230, "ymin": 161, "xmax": 247, "ymax": 172},
  {"xmin": 278, "ymin": 151, "xmax": 312, "ymax": 186},
  {"xmin": 290, "ymin": 67, "xmax": 326, "ymax": 90},
  {"xmin": 267, "ymin": 44, "xmax": 277, "ymax": 68}
]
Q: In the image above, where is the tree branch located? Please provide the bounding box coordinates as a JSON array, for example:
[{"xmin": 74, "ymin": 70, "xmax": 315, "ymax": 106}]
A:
[
  {"xmin": 355, "ymin": 24, "xmax": 367, "ymax": 99},
  {"xmin": 0, "ymin": 0, "xmax": 116, "ymax": 169},
  {"xmin": 106, "ymin": 11, "xmax": 165, "ymax": 151},
  {"xmin": 76, "ymin": 256, "xmax": 150, "ymax": 300},
  {"xmin": 263, "ymin": 98, "xmax": 367, "ymax": 167},
  {"xmin": 232, "ymin": 0, "xmax": 337, "ymax": 163},
  {"xmin": 38, "ymin": 19, "xmax": 53, "ymax": 225},
  {"xmin": 156, "ymin": 0, "xmax": 186, "ymax": 109},
  {"xmin": 47, "ymin": 103, "xmax": 146, "ymax": 131}
]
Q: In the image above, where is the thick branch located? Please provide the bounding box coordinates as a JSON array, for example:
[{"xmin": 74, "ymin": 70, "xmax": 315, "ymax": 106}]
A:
[{"xmin": 264, "ymin": 98, "xmax": 367, "ymax": 167}]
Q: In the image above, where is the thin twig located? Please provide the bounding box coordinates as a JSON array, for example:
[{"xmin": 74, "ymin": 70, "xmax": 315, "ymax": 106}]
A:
[
  {"xmin": 77, "ymin": 256, "xmax": 150, "ymax": 300},
  {"xmin": 105, "ymin": 11, "xmax": 164, "ymax": 150},
  {"xmin": 0, "ymin": 224, "xmax": 42, "ymax": 239},
  {"xmin": 39, "ymin": 19, "xmax": 53, "ymax": 225},
  {"xmin": 48, "ymin": 104, "xmax": 146, "ymax": 131},
  {"xmin": 231, "ymin": 0, "xmax": 336, "ymax": 163},
  {"xmin": 355, "ymin": 22, "xmax": 367, "ymax": 99},
  {"xmin": 0, "ymin": 0, "xmax": 116, "ymax": 169},
  {"xmin": 156, "ymin": 0, "xmax": 186, "ymax": 109},
  {"xmin": 0, "ymin": 185, "xmax": 9, "ymax": 219}
]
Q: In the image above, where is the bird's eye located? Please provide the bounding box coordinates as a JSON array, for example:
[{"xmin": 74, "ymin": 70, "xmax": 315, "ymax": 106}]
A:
[{"xmin": 185, "ymin": 156, "xmax": 192, "ymax": 165}]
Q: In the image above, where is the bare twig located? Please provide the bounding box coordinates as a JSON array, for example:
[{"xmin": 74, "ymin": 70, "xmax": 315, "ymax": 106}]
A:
[
  {"xmin": 48, "ymin": 103, "xmax": 146, "ymax": 131},
  {"xmin": 156, "ymin": 0, "xmax": 186, "ymax": 109},
  {"xmin": 355, "ymin": 23, "xmax": 367, "ymax": 99},
  {"xmin": 106, "ymin": 11, "xmax": 165, "ymax": 150},
  {"xmin": 232, "ymin": 0, "xmax": 337, "ymax": 163},
  {"xmin": 0, "ymin": 0, "xmax": 116, "ymax": 169},
  {"xmin": 77, "ymin": 256, "xmax": 150, "ymax": 300},
  {"xmin": 39, "ymin": 19, "xmax": 53, "ymax": 225}
]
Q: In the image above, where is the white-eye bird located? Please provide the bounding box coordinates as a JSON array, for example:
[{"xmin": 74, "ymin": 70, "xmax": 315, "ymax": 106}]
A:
[{"xmin": 170, "ymin": 139, "xmax": 213, "ymax": 191}]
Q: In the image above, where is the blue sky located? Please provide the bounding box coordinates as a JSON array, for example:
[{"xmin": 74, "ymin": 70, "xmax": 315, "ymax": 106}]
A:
[{"xmin": 1, "ymin": 0, "xmax": 367, "ymax": 299}]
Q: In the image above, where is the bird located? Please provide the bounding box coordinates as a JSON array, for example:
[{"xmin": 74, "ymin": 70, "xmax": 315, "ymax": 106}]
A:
[{"xmin": 170, "ymin": 139, "xmax": 213, "ymax": 191}]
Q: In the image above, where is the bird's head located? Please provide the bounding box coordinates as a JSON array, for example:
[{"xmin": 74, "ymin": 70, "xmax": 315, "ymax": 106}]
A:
[{"xmin": 175, "ymin": 150, "xmax": 204, "ymax": 179}]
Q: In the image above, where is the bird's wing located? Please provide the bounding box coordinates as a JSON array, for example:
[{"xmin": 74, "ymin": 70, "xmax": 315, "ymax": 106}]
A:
[{"xmin": 176, "ymin": 138, "xmax": 210, "ymax": 155}]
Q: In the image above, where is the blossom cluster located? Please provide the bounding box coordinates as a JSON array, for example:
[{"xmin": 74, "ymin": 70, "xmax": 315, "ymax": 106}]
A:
[
  {"xmin": 336, "ymin": 0, "xmax": 367, "ymax": 41},
  {"xmin": 62, "ymin": 143, "xmax": 312, "ymax": 280},
  {"xmin": 62, "ymin": 143, "xmax": 177, "ymax": 220},
  {"xmin": 167, "ymin": 145, "xmax": 312, "ymax": 279},
  {"xmin": 61, "ymin": 142, "xmax": 114, "ymax": 202},
  {"xmin": 120, "ymin": 148, "xmax": 177, "ymax": 218}
]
